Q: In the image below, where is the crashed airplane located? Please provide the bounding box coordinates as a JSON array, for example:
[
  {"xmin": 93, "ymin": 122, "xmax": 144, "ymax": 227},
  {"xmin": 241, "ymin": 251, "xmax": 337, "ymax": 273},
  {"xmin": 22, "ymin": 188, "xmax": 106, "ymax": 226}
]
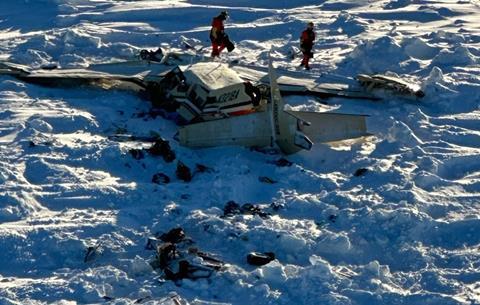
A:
[
  {"xmin": 0, "ymin": 52, "xmax": 373, "ymax": 154},
  {"xmin": 178, "ymin": 58, "xmax": 369, "ymax": 154}
]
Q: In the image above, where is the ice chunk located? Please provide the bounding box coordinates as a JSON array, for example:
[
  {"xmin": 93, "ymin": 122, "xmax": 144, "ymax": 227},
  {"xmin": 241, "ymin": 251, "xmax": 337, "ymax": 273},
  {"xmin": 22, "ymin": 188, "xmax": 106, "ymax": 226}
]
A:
[
  {"xmin": 28, "ymin": 118, "xmax": 53, "ymax": 133},
  {"xmin": 129, "ymin": 255, "xmax": 153, "ymax": 276},
  {"xmin": 257, "ymin": 260, "xmax": 287, "ymax": 284}
]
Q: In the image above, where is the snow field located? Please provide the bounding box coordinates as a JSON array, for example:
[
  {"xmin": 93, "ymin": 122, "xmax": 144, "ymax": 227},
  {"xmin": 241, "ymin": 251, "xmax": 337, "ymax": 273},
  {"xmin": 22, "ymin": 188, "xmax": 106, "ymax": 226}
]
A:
[{"xmin": 1, "ymin": 0, "xmax": 480, "ymax": 304}]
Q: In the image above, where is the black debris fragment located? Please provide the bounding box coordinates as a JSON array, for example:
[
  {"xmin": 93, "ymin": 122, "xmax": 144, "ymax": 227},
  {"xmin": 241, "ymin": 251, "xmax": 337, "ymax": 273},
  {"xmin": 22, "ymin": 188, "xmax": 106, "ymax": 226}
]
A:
[
  {"xmin": 241, "ymin": 203, "xmax": 270, "ymax": 218},
  {"xmin": 145, "ymin": 237, "xmax": 159, "ymax": 250},
  {"xmin": 139, "ymin": 48, "xmax": 163, "ymax": 62},
  {"xmin": 129, "ymin": 149, "xmax": 145, "ymax": 160},
  {"xmin": 251, "ymin": 147, "xmax": 279, "ymax": 155},
  {"xmin": 40, "ymin": 63, "xmax": 58, "ymax": 70},
  {"xmin": 152, "ymin": 173, "xmax": 170, "ymax": 184},
  {"xmin": 353, "ymin": 168, "xmax": 369, "ymax": 177},
  {"xmin": 223, "ymin": 201, "xmax": 241, "ymax": 217},
  {"xmin": 150, "ymin": 228, "xmax": 224, "ymax": 282},
  {"xmin": 84, "ymin": 242, "xmax": 102, "ymax": 263},
  {"xmin": 259, "ymin": 176, "xmax": 277, "ymax": 184},
  {"xmin": 108, "ymin": 134, "xmax": 160, "ymax": 142},
  {"xmin": 176, "ymin": 161, "xmax": 192, "ymax": 182},
  {"xmin": 159, "ymin": 227, "xmax": 186, "ymax": 244},
  {"xmin": 273, "ymin": 158, "xmax": 293, "ymax": 167},
  {"xmin": 134, "ymin": 296, "xmax": 151, "ymax": 304},
  {"xmin": 195, "ymin": 163, "xmax": 214, "ymax": 173},
  {"xmin": 247, "ymin": 252, "xmax": 275, "ymax": 266},
  {"xmin": 328, "ymin": 214, "xmax": 337, "ymax": 223},
  {"xmin": 157, "ymin": 242, "xmax": 177, "ymax": 269},
  {"xmin": 148, "ymin": 139, "xmax": 176, "ymax": 163},
  {"xmin": 270, "ymin": 202, "xmax": 284, "ymax": 211},
  {"xmin": 164, "ymin": 260, "xmax": 214, "ymax": 281},
  {"xmin": 223, "ymin": 201, "xmax": 270, "ymax": 218},
  {"xmin": 27, "ymin": 139, "xmax": 52, "ymax": 147},
  {"xmin": 192, "ymin": 248, "xmax": 224, "ymax": 270}
]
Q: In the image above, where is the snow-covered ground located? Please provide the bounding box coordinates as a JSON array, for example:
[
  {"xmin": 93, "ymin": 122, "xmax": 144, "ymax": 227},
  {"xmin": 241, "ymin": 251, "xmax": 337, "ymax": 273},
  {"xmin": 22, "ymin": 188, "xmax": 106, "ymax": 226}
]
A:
[{"xmin": 1, "ymin": 0, "xmax": 480, "ymax": 304}]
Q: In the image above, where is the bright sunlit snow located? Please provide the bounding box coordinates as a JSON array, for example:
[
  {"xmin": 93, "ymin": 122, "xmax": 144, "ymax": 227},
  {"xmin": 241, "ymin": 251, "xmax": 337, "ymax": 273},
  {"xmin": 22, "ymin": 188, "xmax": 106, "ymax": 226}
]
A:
[{"xmin": 1, "ymin": 0, "xmax": 480, "ymax": 304}]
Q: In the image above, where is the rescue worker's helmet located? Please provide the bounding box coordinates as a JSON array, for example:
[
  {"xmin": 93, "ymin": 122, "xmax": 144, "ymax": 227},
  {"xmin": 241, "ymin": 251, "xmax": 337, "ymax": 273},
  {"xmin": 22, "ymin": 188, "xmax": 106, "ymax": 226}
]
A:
[{"xmin": 219, "ymin": 10, "xmax": 229, "ymax": 19}]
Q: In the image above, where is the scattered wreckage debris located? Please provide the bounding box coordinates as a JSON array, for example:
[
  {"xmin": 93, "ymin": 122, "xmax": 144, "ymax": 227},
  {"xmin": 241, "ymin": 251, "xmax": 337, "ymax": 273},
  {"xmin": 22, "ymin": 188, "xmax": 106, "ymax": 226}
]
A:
[
  {"xmin": 176, "ymin": 161, "xmax": 192, "ymax": 182},
  {"xmin": 174, "ymin": 162, "xmax": 214, "ymax": 183},
  {"xmin": 129, "ymin": 148, "xmax": 145, "ymax": 160},
  {"xmin": 159, "ymin": 227, "xmax": 187, "ymax": 244},
  {"xmin": 316, "ymin": 214, "xmax": 340, "ymax": 228},
  {"xmin": 84, "ymin": 241, "xmax": 102, "ymax": 263},
  {"xmin": 247, "ymin": 252, "xmax": 276, "ymax": 266},
  {"xmin": 328, "ymin": 214, "xmax": 338, "ymax": 223},
  {"xmin": 270, "ymin": 158, "xmax": 293, "ymax": 167},
  {"xmin": 356, "ymin": 73, "xmax": 425, "ymax": 98},
  {"xmin": 124, "ymin": 137, "xmax": 176, "ymax": 162},
  {"xmin": 195, "ymin": 163, "xmax": 214, "ymax": 174},
  {"xmin": 141, "ymin": 293, "xmax": 188, "ymax": 305},
  {"xmin": 223, "ymin": 201, "xmax": 271, "ymax": 218},
  {"xmin": 139, "ymin": 48, "xmax": 164, "ymax": 62},
  {"xmin": 108, "ymin": 134, "xmax": 161, "ymax": 142},
  {"xmin": 148, "ymin": 138, "xmax": 176, "ymax": 162},
  {"xmin": 353, "ymin": 167, "xmax": 369, "ymax": 177},
  {"xmin": 152, "ymin": 173, "xmax": 171, "ymax": 184},
  {"xmin": 148, "ymin": 228, "xmax": 224, "ymax": 282},
  {"xmin": 101, "ymin": 293, "xmax": 187, "ymax": 305},
  {"xmin": 28, "ymin": 139, "xmax": 53, "ymax": 147},
  {"xmin": 258, "ymin": 176, "xmax": 277, "ymax": 184}
]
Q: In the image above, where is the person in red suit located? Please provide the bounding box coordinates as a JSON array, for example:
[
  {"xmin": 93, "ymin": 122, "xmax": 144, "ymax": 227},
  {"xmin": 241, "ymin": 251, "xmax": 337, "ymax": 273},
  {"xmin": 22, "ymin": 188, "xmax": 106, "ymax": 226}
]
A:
[
  {"xmin": 300, "ymin": 22, "xmax": 316, "ymax": 70},
  {"xmin": 210, "ymin": 11, "xmax": 228, "ymax": 58}
]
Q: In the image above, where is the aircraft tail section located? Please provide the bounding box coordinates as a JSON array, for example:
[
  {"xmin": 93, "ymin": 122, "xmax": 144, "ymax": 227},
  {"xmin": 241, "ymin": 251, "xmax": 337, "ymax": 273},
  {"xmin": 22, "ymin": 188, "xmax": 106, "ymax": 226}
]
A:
[{"xmin": 286, "ymin": 111, "xmax": 369, "ymax": 143}]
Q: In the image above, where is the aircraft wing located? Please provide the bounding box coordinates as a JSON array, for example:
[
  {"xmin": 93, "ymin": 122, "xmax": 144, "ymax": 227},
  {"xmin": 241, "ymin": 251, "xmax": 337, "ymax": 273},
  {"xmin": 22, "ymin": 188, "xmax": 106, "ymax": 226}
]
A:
[
  {"xmin": 231, "ymin": 65, "xmax": 379, "ymax": 100},
  {"xmin": 0, "ymin": 60, "xmax": 154, "ymax": 89}
]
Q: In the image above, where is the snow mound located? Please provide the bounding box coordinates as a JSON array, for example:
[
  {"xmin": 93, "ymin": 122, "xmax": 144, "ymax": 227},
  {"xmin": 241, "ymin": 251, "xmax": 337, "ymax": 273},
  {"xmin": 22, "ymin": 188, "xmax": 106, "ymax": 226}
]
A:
[
  {"xmin": 128, "ymin": 255, "xmax": 153, "ymax": 276},
  {"xmin": 431, "ymin": 46, "xmax": 478, "ymax": 67},
  {"xmin": 62, "ymin": 28, "xmax": 103, "ymax": 50},
  {"xmin": 329, "ymin": 11, "xmax": 368, "ymax": 37},
  {"xmin": 28, "ymin": 118, "xmax": 53, "ymax": 133},
  {"xmin": 9, "ymin": 49, "xmax": 52, "ymax": 68},
  {"xmin": 426, "ymin": 30, "xmax": 466, "ymax": 44},
  {"xmin": 0, "ymin": 192, "xmax": 44, "ymax": 222},
  {"xmin": 59, "ymin": 53, "xmax": 89, "ymax": 68},
  {"xmin": 255, "ymin": 260, "xmax": 288, "ymax": 284},
  {"xmin": 2, "ymin": 0, "xmax": 480, "ymax": 304},
  {"xmin": 384, "ymin": 0, "xmax": 412, "ymax": 9},
  {"xmin": 421, "ymin": 66, "xmax": 450, "ymax": 94},
  {"xmin": 386, "ymin": 120, "xmax": 423, "ymax": 147},
  {"xmin": 340, "ymin": 36, "xmax": 411, "ymax": 73},
  {"xmin": 315, "ymin": 232, "xmax": 352, "ymax": 254},
  {"xmin": 401, "ymin": 37, "xmax": 439, "ymax": 60}
]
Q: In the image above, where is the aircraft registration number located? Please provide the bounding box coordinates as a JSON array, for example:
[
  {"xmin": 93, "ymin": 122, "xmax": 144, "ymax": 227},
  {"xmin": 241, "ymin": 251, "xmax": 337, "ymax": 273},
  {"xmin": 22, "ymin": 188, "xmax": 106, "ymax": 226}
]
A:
[{"xmin": 218, "ymin": 89, "xmax": 240, "ymax": 103}]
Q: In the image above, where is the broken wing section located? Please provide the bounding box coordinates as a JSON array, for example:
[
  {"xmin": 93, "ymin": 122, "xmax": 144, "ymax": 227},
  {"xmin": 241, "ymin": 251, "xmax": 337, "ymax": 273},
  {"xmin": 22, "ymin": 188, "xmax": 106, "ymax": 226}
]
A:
[
  {"xmin": 178, "ymin": 111, "xmax": 272, "ymax": 148},
  {"xmin": 286, "ymin": 111, "xmax": 369, "ymax": 143}
]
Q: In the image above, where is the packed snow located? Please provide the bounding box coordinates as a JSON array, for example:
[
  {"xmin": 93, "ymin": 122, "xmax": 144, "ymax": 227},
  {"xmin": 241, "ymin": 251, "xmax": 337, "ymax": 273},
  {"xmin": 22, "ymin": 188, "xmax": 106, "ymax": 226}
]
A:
[{"xmin": 1, "ymin": 0, "xmax": 480, "ymax": 304}]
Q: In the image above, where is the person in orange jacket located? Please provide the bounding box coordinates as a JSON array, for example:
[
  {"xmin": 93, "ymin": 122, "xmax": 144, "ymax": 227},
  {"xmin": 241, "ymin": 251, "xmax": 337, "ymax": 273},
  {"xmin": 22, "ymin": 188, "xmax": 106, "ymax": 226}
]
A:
[
  {"xmin": 300, "ymin": 22, "xmax": 316, "ymax": 70},
  {"xmin": 210, "ymin": 11, "xmax": 228, "ymax": 57}
]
